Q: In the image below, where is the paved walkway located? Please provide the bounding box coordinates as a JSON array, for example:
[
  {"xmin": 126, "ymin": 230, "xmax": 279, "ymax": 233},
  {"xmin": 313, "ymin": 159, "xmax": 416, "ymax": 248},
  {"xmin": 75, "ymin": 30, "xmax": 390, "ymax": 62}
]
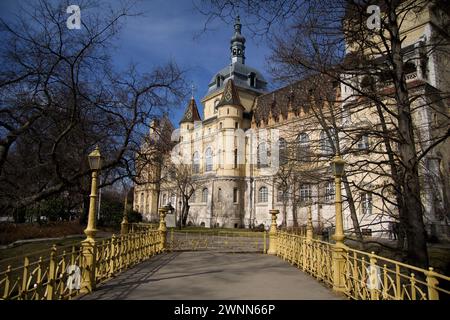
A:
[{"xmin": 81, "ymin": 251, "xmax": 342, "ymax": 300}]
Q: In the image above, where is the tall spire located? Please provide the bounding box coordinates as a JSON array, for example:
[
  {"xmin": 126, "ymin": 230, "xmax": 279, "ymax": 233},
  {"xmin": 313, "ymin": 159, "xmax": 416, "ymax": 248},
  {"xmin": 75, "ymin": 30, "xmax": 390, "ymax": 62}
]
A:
[{"xmin": 230, "ymin": 15, "xmax": 246, "ymax": 64}]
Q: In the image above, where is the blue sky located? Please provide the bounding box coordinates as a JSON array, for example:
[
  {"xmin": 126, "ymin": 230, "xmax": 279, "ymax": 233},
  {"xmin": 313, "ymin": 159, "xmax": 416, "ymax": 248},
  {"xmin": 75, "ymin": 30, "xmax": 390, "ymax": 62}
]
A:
[{"xmin": 0, "ymin": 0, "xmax": 273, "ymax": 125}]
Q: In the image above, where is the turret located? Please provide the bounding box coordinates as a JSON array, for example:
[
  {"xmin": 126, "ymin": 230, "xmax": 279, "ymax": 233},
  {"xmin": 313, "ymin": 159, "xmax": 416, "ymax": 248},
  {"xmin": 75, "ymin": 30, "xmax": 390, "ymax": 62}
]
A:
[{"xmin": 216, "ymin": 79, "xmax": 244, "ymax": 129}]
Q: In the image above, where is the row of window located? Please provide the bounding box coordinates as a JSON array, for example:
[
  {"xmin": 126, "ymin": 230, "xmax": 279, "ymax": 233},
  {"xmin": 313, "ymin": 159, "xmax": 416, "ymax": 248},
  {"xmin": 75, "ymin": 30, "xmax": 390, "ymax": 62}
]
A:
[
  {"xmin": 158, "ymin": 186, "xmax": 373, "ymax": 215},
  {"xmin": 257, "ymin": 184, "xmax": 334, "ymax": 203},
  {"xmin": 193, "ymin": 187, "xmax": 239, "ymax": 203},
  {"xmin": 189, "ymin": 131, "xmax": 369, "ymax": 173}
]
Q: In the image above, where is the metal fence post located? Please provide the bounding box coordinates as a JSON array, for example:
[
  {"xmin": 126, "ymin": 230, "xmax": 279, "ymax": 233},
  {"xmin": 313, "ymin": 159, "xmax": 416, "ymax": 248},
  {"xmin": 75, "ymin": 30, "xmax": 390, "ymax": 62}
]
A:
[
  {"xmin": 80, "ymin": 238, "xmax": 97, "ymax": 294},
  {"xmin": 426, "ymin": 267, "xmax": 440, "ymax": 300},
  {"xmin": 267, "ymin": 209, "xmax": 279, "ymax": 255},
  {"xmin": 46, "ymin": 245, "xmax": 57, "ymax": 300},
  {"xmin": 158, "ymin": 206, "xmax": 168, "ymax": 252}
]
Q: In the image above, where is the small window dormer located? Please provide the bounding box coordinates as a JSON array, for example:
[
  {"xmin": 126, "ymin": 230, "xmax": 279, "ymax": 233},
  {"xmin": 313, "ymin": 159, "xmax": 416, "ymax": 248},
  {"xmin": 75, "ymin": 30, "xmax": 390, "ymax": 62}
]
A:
[
  {"xmin": 216, "ymin": 75, "xmax": 222, "ymax": 88},
  {"xmin": 248, "ymin": 72, "xmax": 256, "ymax": 87}
]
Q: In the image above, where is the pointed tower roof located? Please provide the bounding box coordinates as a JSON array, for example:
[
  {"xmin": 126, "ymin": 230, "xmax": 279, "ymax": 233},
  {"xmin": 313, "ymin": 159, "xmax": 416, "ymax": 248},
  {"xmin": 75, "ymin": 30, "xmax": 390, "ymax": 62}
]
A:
[
  {"xmin": 179, "ymin": 98, "xmax": 201, "ymax": 124},
  {"xmin": 216, "ymin": 79, "xmax": 243, "ymax": 108}
]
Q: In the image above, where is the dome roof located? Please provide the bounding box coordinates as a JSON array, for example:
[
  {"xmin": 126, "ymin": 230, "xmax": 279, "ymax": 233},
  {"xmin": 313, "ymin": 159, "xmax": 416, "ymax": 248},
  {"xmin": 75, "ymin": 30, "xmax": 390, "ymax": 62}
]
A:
[{"xmin": 207, "ymin": 62, "xmax": 267, "ymax": 95}]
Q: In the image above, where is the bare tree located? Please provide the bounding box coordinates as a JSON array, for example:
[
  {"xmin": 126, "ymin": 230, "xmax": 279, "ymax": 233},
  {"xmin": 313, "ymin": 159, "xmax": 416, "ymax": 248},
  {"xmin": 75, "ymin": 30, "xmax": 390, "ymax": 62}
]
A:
[
  {"xmin": 200, "ymin": 0, "xmax": 450, "ymax": 268},
  {"xmin": 0, "ymin": 0, "xmax": 186, "ymax": 218}
]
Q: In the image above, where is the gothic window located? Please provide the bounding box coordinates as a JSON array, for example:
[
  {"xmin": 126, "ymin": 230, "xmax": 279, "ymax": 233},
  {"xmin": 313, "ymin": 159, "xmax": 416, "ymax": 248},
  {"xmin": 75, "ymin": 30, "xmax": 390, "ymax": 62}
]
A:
[
  {"xmin": 300, "ymin": 184, "xmax": 312, "ymax": 202},
  {"xmin": 277, "ymin": 138, "xmax": 287, "ymax": 165},
  {"xmin": 361, "ymin": 192, "xmax": 373, "ymax": 215},
  {"xmin": 202, "ymin": 188, "xmax": 208, "ymax": 203},
  {"xmin": 297, "ymin": 133, "xmax": 310, "ymax": 161},
  {"xmin": 325, "ymin": 181, "xmax": 335, "ymax": 202},
  {"xmin": 205, "ymin": 148, "xmax": 213, "ymax": 172},
  {"xmin": 258, "ymin": 186, "xmax": 268, "ymax": 203},
  {"xmin": 218, "ymin": 188, "xmax": 222, "ymax": 202},
  {"xmin": 257, "ymin": 142, "xmax": 269, "ymax": 168},
  {"xmin": 193, "ymin": 152, "xmax": 200, "ymax": 174}
]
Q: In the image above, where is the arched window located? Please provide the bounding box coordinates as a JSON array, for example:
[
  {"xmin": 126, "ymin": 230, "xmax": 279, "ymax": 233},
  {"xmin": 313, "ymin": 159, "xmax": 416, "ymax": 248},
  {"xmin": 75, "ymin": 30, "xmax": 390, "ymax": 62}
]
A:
[
  {"xmin": 202, "ymin": 188, "xmax": 208, "ymax": 203},
  {"xmin": 258, "ymin": 186, "xmax": 268, "ymax": 203},
  {"xmin": 300, "ymin": 184, "xmax": 312, "ymax": 202},
  {"xmin": 278, "ymin": 138, "xmax": 287, "ymax": 165},
  {"xmin": 325, "ymin": 181, "xmax": 335, "ymax": 202},
  {"xmin": 217, "ymin": 188, "xmax": 222, "ymax": 202},
  {"xmin": 361, "ymin": 192, "xmax": 373, "ymax": 215},
  {"xmin": 257, "ymin": 142, "xmax": 269, "ymax": 168},
  {"xmin": 193, "ymin": 152, "xmax": 200, "ymax": 173},
  {"xmin": 297, "ymin": 133, "xmax": 310, "ymax": 161},
  {"xmin": 205, "ymin": 148, "xmax": 213, "ymax": 172},
  {"xmin": 162, "ymin": 193, "xmax": 167, "ymax": 205},
  {"xmin": 320, "ymin": 130, "xmax": 335, "ymax": 155}
]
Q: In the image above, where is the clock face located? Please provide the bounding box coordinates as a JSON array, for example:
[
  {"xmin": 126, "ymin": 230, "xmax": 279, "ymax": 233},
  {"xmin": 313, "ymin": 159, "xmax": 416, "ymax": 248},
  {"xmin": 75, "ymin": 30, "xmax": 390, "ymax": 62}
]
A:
[{"xmin": 186, "ymin": 109, "xmax": 192, "ymax": 119}]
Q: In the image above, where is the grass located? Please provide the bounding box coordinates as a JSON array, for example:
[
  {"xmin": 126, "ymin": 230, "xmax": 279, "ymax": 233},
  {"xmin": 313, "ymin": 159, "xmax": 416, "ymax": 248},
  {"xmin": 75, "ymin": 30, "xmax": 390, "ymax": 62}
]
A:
[
  {"xmin": 0, "ymin": 230, "xmax": 113, "ymax": 272},
  {"xmin": 0, "ymin": 221, "xmax": 84, "ymax": 245}
]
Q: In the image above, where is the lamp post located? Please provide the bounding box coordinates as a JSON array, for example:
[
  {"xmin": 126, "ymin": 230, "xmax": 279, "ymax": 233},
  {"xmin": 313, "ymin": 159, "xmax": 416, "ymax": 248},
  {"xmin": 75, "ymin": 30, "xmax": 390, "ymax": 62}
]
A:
[
  {"xmin": 121, "ymin": 189, "xmax": 129, "ymax": 235},
  {"xmin": 330, "ymin": 155, "xmax": 346, "ymax": 246},
  {"xmin": 306, "ymin": 203, "xmax": 313, "ymax": 242},
  {"xmin": 84, "ymin": 145, "xmax": 101, "ymax": 241},
  {"xmin": 330, "ymin": 154, "xmax": 347, "ymax": 293},
  {"xmin": 81, "ymin": 145, "xmax": 101, "ymax": 293}
]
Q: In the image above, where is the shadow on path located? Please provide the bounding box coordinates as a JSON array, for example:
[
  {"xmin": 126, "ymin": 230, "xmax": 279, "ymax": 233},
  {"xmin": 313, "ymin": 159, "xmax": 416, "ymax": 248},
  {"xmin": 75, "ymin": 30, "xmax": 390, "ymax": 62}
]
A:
[{"xmin": 81, "ymin": 251, "xmax": 342, "ymax": 300}]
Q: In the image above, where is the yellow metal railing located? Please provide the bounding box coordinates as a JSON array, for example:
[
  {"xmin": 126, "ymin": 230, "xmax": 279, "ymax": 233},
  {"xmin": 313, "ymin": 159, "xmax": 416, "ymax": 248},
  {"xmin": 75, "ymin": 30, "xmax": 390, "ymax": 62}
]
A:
[
  {"xmin": 276, "ymin": 231, "xmax": 450, "ymax": 300},
  {"xmin": 342, "ymin": 246, "xmax": 450, "ymax": 300},
  {"xmin": 168, "ymin": 230, "xmax": 267, "ymax": 253},
  {"xmin": 0, "ymin": 227, "xmax": 162, "ymax": 300},
  {"xmin": 277, "ymin": 232, "xmax": 334, "ymax": 286}
]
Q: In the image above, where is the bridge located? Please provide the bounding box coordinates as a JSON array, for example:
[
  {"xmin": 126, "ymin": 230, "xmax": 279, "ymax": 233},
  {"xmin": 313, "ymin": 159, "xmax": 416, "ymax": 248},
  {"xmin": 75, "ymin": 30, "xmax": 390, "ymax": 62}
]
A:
[
  {"xmin": 79, "ymin": 251, "xmax": 340, "ymax": 300},
  {"xmin": 1, "ymin": 207, "xmax": 449, "ymax": 300}
]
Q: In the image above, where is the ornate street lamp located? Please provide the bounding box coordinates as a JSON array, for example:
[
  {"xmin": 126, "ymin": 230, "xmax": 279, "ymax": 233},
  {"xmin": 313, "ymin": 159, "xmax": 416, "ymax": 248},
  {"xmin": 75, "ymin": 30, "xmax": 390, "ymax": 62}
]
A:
[
  {"xmin": 330, "ymin": 155, "xmax": 345, "ymax": 245},
  {"xmin": 85, "ymin": 145, "xmax": 102, "ymax": 241}
]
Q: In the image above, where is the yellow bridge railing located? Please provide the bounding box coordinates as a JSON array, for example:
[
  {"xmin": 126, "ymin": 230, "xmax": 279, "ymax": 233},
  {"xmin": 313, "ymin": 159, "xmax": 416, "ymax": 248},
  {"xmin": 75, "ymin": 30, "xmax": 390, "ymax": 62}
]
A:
[
  {"xmin": 0, "ymin": 226, "xmax": 162, "ymax": 300},
  {"xmin": 276, "ymin": 231, "xmax": 450, "ymax": 300}
]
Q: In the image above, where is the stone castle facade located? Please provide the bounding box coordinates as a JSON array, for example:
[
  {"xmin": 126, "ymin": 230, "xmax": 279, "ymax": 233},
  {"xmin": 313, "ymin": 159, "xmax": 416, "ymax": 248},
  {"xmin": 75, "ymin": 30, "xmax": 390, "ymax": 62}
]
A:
[{"xmin": 135, "ymin": 6, "xmax": 449, "ymax": 239}]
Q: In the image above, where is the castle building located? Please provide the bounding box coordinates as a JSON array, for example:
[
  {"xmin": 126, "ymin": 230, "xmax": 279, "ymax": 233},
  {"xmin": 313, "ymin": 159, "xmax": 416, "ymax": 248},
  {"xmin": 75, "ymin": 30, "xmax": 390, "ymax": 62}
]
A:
[{"xmin": 135, "ymin": 5, "xmax": 449, "ymax": 239}]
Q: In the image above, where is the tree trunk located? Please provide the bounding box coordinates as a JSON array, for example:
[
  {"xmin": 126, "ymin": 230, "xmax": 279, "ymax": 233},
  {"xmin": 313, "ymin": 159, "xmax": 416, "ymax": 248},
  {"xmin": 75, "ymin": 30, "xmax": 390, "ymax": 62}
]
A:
[
  {"xmin": 389, "ymin": 5, "xmax": 429, "ymax": 268},
  {"xmin": 282, "ymin": 201, "xmax": 287, "ymax": 228},
  {"xmin": 342, "ymin": 175, "xmax": 363, "ymax": 242}
]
